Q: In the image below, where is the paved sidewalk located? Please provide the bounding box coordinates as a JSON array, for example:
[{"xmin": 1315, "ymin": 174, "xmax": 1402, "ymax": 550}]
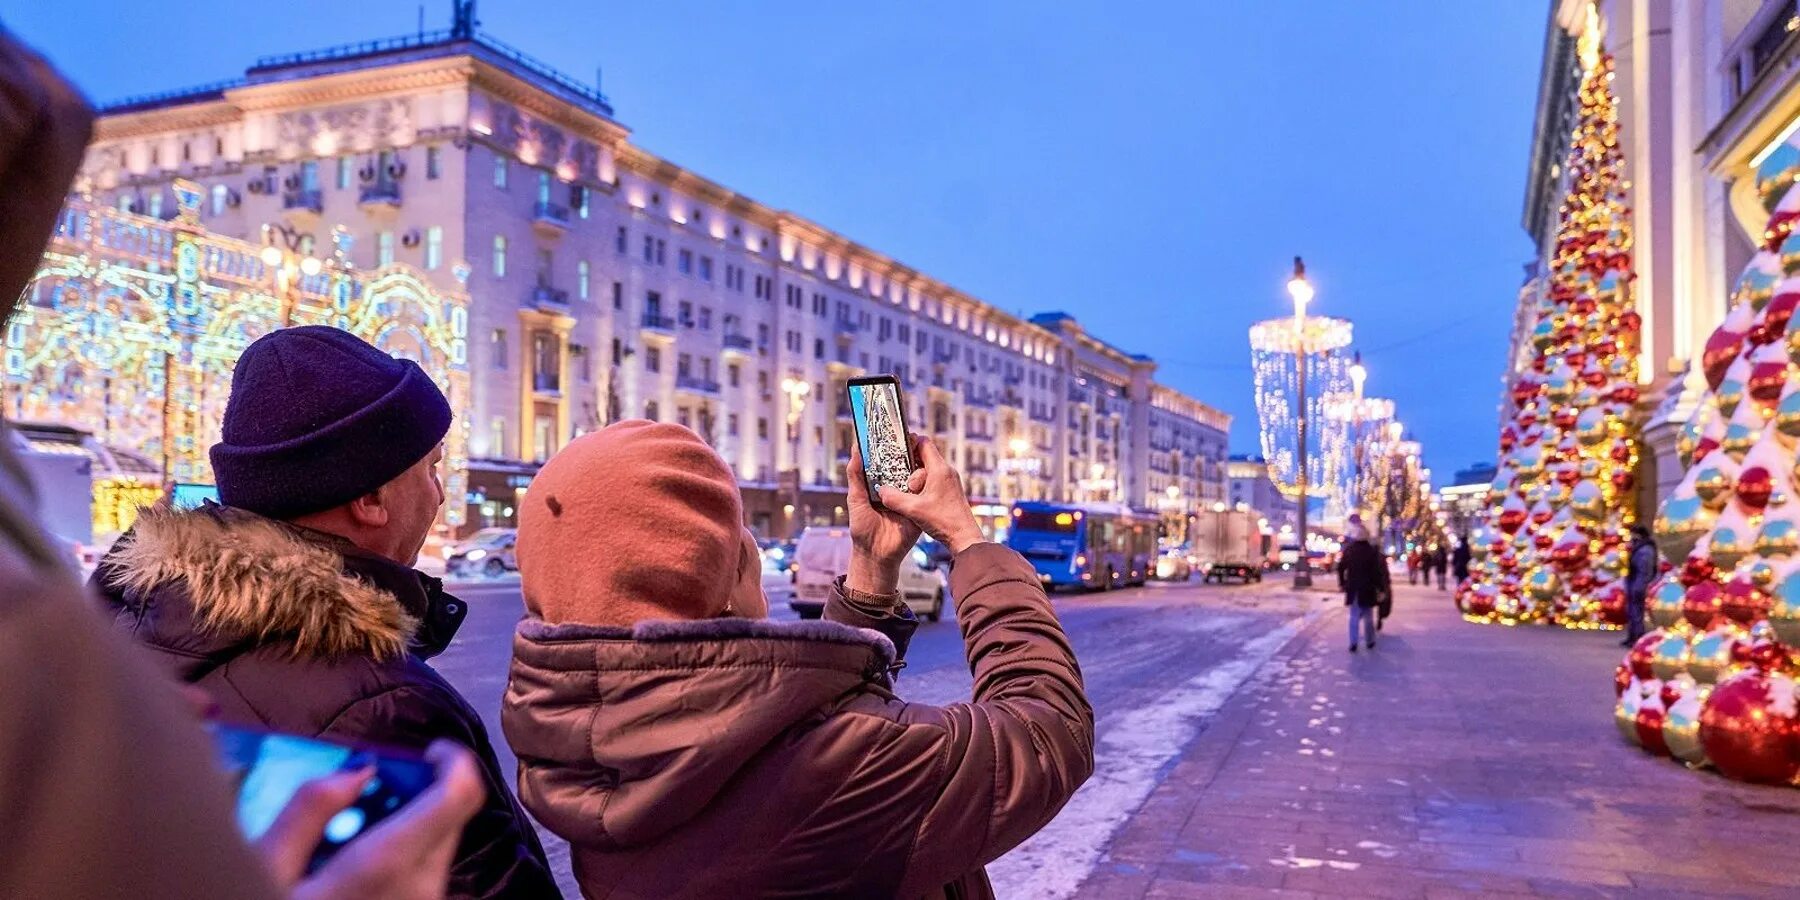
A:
[{"xmin": 1076, "ymin": 581, "xmax": 1800, "ymax": 898}]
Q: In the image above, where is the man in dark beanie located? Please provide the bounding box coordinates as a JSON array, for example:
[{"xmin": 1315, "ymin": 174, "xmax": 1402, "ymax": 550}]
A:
[{"xmin": 92, "ymin": 325, "xmax": 560, "ymax": 899}]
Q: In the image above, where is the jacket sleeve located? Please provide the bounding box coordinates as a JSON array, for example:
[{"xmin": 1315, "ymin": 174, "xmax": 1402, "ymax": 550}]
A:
[
  {"xmin": 323, "ymin": 683, "xmax": 561, "ymax": 900},
  {"xmin": 871, "ymin": 543, "xmax": 1095, "ymax": 898},
  {"xmin": 825, "ymin": 575, "xmax": 918, "ymax": 667}
]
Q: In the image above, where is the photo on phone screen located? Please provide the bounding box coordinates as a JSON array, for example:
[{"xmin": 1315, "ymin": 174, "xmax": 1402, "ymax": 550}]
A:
[
  {"xmin": 847, "ymin": 376, "xmax": 915, "ymax": 503},
  {"xmin": 210, "ymin": 724, "xmax": 433, "ymax": 873}
]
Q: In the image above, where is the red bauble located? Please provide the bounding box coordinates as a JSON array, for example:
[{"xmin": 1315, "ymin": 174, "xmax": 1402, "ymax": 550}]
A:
[
  {"xmin": 1679, "ymin": 557, "xmax": 1716, "ymax": 588},
  {"xmin": 1615, "ymin": 664, "xmax": 1632, "ymax": 698},
  {"xmin": 1610, "ymin": 384, "xmax": 1640, "ymax": 405},
  {"xmin": 1571, "ymin": 571, "xmax": 1598, "ymax": 594},
  {"xmin": 1703, "ymin": 324, "xmax": 1746, "ymax": 390},
  {"xmin": 1511, "ymin": 382, "xmax": 1537, "ymax": 409},
  {"xmin": 1768, "ymin": 292, "xmax": 1800, "ymax": 333},
  {"xmin": 1497, "ymin": 507, "xmax": 1527, "ymax": 535},
  {"xmin": 1750, "ymin": 361, "xmax": 1789, "ymax": 405},
  {"xmin": 1684, "ymin": 580, "xmax": 1724, "ymax": 630},
  {"xmin": 1468, "ymin": 590, "xmax": 1495, "ymax": 617},
  {"xmin": 1660, "ymin": 681, "xmax": 1685, "ymax": 709},
  {"xmin": 1499, "ymin": 428, "xmax": 1517, "ymax": 453},
  {"xmin": 1628, "ymin": 633, "xmax": 1661, "ymax": 680},
  {"xmin": 1700, "ymin": 674, "xmax": 1800, "ymax": 784},
  {"xmin": 1635, "ymin": 705, "xmax": 1670, "ymax": 757},
  {"xmin": 1534, "ymin": 531, "xmax": 1556, "ymax": 551},
  {"xmin": 1496, "ymin": 553, "xmax": 1518, "ymax": 574},
  {"xmin": 1763, "ymin": 213, "xmax": 1800, "ymax": 251},
  {"xmin": 1737, "ymin": 466, "xmax": 1774, "ymax": 511},
  {"xmin": 1598, "ymin": 583, "xmax": 1627, "ymax": 624},
  {"xmin": 1552, "ymin": 407, "xmax": 1579, "ymax": 429},
  {"xmin": 1722, "ymin": 578, "xmax": 1771, "ymax": 625},
  {"xmin": 1612, "ymin": 470, "xmax": 1635, "ymax": 493},
  {"xmin": 1518, "ymin": 410, "xmax": 1539, "ymax": 431},
  {"xmin": 1693, "ymin": 436, "xmax": 1720, "ymax": 465}
]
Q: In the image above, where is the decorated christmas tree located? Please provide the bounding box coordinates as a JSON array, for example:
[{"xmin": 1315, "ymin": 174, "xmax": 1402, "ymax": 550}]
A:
[
  {"xmin": 1615, "ymin": 139, "xmax": 1800, "ymax": 786},
  {"xmin": 1457, "ymin": 44, "xmax": 1643, "ymax": 629}
]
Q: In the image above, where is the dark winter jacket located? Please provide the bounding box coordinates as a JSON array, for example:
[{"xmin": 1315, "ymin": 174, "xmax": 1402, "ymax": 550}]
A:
[
  {"xmin": 1337, "ymin": 539, "xmax": 1390, "ymax": 608},
  {"xmin": 1626, "ymin": 537, "xmax": 1657, "ymax": 601},
  {"xmin": 91, "ymin": 504, "xmax": 560, "ymax": 899},
  {"xmin": 504, "ymin": 542, "xmax": 1095, "ymax": 900},
  {"xmin": 1451, "ymin": 542, "xmax": 1472, "ymax": 580}
]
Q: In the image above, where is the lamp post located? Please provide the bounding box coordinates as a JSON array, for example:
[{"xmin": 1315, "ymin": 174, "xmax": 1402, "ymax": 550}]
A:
[
  {"xmin": 780, "ymin": 376, "xmax": 810, "ymax": 537},
  {"xmin": 1348, "ymin": 354, "xmax": 1366, "ymax": 521},
  {"xmin": 1287, "ymin": 257, "xmax": 1315, "ymax": 589},
  {"xmin": 260, "ymin": 223, "xmax": 322, "ymax": 327}
]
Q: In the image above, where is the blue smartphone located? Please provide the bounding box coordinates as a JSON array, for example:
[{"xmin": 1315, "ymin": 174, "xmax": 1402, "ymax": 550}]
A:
[
  {"xmin": 847, "ymin": 374, "xmax": 917, "ymax": 506},
  {"xmin": 209, "ymin": 724, "xmax": 434, "ymax": 873},
  {"xmin": 170, "ymin": 483, "xmax": 219, "ymax": 511}
]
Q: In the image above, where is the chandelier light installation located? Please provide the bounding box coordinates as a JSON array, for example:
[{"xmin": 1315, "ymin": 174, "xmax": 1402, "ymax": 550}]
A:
[
  {"xmin": 1249, "ymin": 274, "xmax": 1354, "ymax": 507},
  {"xmin": 1613, "ymin": 135, "xmax": 1800, "ymax": 788},
  {"xmin": 1458, "ymin": 29, "xmax": 1642, "ymax": 630}
]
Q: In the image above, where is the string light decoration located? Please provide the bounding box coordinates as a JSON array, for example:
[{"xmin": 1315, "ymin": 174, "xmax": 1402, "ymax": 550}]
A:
[
  {"xmin": 1250, "ymin": 315, "xmax": 1354, "ymax": 515},
  {"xmin": 1457, "ymin": 33, "xmax": 1643, "ymax": 630},
  {"xmin": 1613, "ymin": 135, "xmax": 1800, "ymax": 787},
  {"xmin": 4, "ymin": 180, "xmax": 472, "ymax": 536}
]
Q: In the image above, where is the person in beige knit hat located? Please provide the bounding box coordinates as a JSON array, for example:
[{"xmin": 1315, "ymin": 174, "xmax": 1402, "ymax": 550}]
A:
[{"xmin": 504, "ymin": 419, "xmax": 1093, "ymax": 899}]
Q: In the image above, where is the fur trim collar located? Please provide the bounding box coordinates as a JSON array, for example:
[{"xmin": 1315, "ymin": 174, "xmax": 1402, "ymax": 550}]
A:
[
  {"xmin": 103, "ymin": 506, "xmax": 416, "ymax": 661},
  {"xmin": 518, "ymin": 615, "xmax": 896, "ymax": 671}
]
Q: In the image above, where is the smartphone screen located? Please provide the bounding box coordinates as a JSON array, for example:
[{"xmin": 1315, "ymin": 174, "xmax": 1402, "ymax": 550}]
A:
[
  {"xmin": 210, "ymin": 724, "xmax": 433, "ymax": 872},
  {"xmin": 170, "ymin": 483, "xmax": 219, "ymax": 511},
  {"xmin": 847, "ymin": 376, "xmax": 916, "ymax": 503}
]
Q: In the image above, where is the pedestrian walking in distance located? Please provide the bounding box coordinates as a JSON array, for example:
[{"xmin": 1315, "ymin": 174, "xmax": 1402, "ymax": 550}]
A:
[
  {"xmin": 1452, "ymin": 533, "xmax": 1473, "ymax": 587},
  {"xmin": 504, "ymin": 422, "xmax": 1094, "ymax": 899},
  {"xmin": 1433, "ymin": 544, "xmax": 1450, "ymax": 590},
  {"xmin": 1624, "ymin": 524, "xmax": 1657, "ymax": 647},
  {"xmin": 92, "ymin": 326, "xmax": 559, "ymax": 899},
  {"xmin": 1338, "ymin": 524, "xmax": 1389, "ymax": 652}
]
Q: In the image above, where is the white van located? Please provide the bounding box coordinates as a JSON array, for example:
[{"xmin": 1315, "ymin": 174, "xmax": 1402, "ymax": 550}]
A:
[{"xmin": 790, "ymin": 526, "xmax": 948, "ymax": 621}]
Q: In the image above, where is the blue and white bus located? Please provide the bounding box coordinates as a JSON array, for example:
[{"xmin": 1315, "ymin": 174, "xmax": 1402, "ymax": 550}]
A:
[{"xmin": 1005, "ymin": 501, "xmax": 1158, "ymax": 591}]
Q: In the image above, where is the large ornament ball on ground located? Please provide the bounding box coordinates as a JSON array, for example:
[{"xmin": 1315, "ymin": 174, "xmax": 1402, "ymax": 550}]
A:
[
  {"xmin": 1627, "ymin": 632, "xmax": 1661, "ymax": 681},
  {"xmin": 1649, "ymin": 577, "xmax": 1686, "ymax": 629},
  {"xmin": 1698, "ymin": 673, "xmax": 1800, "ymax": 785}
]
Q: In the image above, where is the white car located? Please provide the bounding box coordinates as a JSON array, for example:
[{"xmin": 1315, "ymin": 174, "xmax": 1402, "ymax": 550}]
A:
[
  {"xmin": 790, "ymin": 526, "xmax": 947, "ymax": 621},
  {"xmin": 446, "ymin": 527, "xmax": 518, "ymax": 578}
]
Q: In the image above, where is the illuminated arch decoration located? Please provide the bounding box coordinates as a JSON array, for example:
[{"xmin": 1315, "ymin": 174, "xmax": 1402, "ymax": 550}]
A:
[
  {"xmin": 5, "ymin": 182, "xmax": 470, "ymax": 532},
  {"xmin": 1249, "ymin": 315, "xmax": 1355, "ymax": 520}
]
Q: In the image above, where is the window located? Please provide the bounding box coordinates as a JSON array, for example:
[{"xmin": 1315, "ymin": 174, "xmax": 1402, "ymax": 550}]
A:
[
  {"xmin": 118, "ymin": 194, "xmax": 131, "ymax": 213},
  {"xmin": 677, "ymin": 353, "xmax": 692, "ymax": 377},
  {"xmin": 645, "ymin": 347, "xmax": 661, "ymax": 372},
  {"xmin": 577, "ymin": 260, "xmax": 591, "ymax": 300},
  {"xmin": 537, "ymin": 170, "xmax": 552, "ymax": 205},
  {"xmin": 814, "ymin": 338, "xmax": 825, "ymax": 360},
  {"xmin": 573, "ymin": 185, "xmax": 590, "ymax": 218},
  {"xmin": 656, "ymin": 240, "xmax": 666, "ymax": 265},
  {"xmin": 492, "ymin": 328, "xmax": 508, "ymax": 369},
  {"xmin": 209, "ymin": 184, "xmax": 227, "ymax": 217},
  {"xmin": 534, "ymin": 416, "xmax": 555, "ymax": 463},
  {"xmin": 337, "ymin": 157, "xmax": 352, "ymax": 190},
  {"xmin": 426, "ymin": 146, "xmax": 442, "ymax": 180},
  {"xmin": 645, "ymin": 400, "xmax": 660, "ymax": 420},
  {"xmin": 678, "ymin": 249, "xmax": 692, "ymax": 275},
  {"xmin": 490, "ymin": 417, "xmax": 507, "ymax": 458},
  {"xmin": 295, "ymin": 161, "xmax": 319, "ymax": 191},
  {"xmin": 758, "ymin": 418, "xmax": 769, "ymax": 439},
  {"xmin": 377, "ymin": 231, "xmax": 394, "ymax": 267},
  {"xmin": 574, "ymin": 344, "xmax": 590, "ymax": 381},
  {"xmin": 494, "ymin": 155, "xmax": 509, "ymax": 189},
  {"xmin": 728, "ymin": 414, "xmax": 739, "ymax": 436},
  {"xmin": 535, "ymin": 249, "xmax": 553, "ymax": 286},
  {"xmin": 698, "ymin": 307, "xmax": 712, "ymax": 330},
  {"xmin": 616, "ymin": 226, "xmax": 627, "ymax": 254},
  {"xmin": 677, "ymin": 408, "xmax": 691, "ymax": 429},
  {"xmin": 611, "ymin": 338, "xmax": 622, "ymax": 365},
  {"xmin": 492, "ymin": 235, "xmax": 507, "ymax": 277},
  {"xmin": 425, "ymin": 226, "xmax": 443, "ymax": 270},
  {"xmin": 678, "ymin": 300, "xmax": 693, "ymax": 326},
  {"xmin": 148, "ymin": 193, "xmax": 163, "ymax": 218},
  {"xmin": 758, "ymin": 371, "xmax": 770, "ymax": 394},
  {"xmin": 727, "ymin": 363, "xmax": 740, "ymax": 387},
  {"xmin": 698, "ymin": 256, "xmax": 713, "ymax": 282},
  {"xmin": 643, "ymin": 235, "xmax": 655, "ymax": 263},
  {"xmin": 612, "ymin": 281, "xmax": 623, "ymax": 310},
  {"xmin": 646, "ymin": 291, "xmax": 663, "ymax": 317}
]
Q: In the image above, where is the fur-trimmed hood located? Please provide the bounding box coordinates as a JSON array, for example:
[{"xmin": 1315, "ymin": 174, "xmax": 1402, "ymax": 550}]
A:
[{"xmin": 96, "ymin": 505, "xmax": 451, "ymax": 663}]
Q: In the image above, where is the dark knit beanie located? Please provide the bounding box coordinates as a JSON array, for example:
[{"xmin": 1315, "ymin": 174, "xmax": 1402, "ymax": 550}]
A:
[{"xmin": 210, "ymin": 326, "xmax": 452, "ymax": 520}]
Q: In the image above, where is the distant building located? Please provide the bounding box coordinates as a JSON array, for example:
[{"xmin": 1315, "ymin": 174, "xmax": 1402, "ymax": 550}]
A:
[
  {"xmin": 1226, "ymin": 454, "xmax": 1297, "ymax": 535},
  {"xmin": 1439, "ymin": 461, "xmax": 1497, "ymax": 539}
]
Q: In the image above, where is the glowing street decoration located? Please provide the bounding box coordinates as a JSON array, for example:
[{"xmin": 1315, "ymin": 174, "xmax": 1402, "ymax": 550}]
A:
[
  {"xmin": 6, "ymin": 181, "xmax": 471, "ymax": 532},
  {"xmin": 1249, "ymin": 315, "xmax": 1354, "ymax": 515}
]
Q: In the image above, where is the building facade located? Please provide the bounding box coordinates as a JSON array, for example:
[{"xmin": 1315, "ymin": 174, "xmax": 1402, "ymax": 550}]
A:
[
  {"xmin": 76, "ymin": 14, "xmax": 1229, "ymax": 536},
  {"xmin": 1226, "ymin": 455, "xmax": 1298, "ymax": 535}
]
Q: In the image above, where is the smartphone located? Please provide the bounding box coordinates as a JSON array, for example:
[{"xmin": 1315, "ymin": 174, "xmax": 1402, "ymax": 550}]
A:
[
  {"xmin": 170, "ymin": 482, "xmax": 219, "ymax": 511},
  {"xmin": 209, "ymin": 723, "xmax": 434, "ymax": 873},
  {"xmin": 846, "ymin": 374, "xmax": 918, "ymax": 506}
]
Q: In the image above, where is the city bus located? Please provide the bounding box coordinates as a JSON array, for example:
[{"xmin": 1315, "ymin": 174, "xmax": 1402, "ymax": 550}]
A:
[{"xmin": 1005, "ymin": 501, "xmax": 1158, "ymax": 591}]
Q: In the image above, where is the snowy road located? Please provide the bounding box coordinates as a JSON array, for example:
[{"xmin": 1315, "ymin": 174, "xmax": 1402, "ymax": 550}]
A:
[{"xmin": 434, "ymin": 573, "xmax": 1327, "ymax": 897}]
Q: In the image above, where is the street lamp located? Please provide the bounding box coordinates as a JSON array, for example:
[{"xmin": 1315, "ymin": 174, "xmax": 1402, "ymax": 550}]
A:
[
  {"xmin": 1348, "ymin": 354, "xmax": 1367, "ymax": 521},
  {"xmin": 1288, "ymin": 256, "xmax": 1314, "ymax": 589},
  {"xmin": 780, "ymin": 376, "xmax": 810, "ymax": 537},
  {"xmin": 261, "ymin": 223, "xmax": 322, "ymax": 326}
]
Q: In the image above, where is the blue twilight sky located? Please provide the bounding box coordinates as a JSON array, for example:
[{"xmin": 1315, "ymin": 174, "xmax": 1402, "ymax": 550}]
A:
[{"xmin": 4, "ymin": 1, "xmax": 1544, "ymax": 479}]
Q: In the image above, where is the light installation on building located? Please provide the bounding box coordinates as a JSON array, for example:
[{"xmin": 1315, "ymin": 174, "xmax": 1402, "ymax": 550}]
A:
[
  {"xmin": 5, "ymin": 179, "xmax": 471, "ymax": 535},
  {"xmin": 1249, "ymin": 314, "xmax": 1354, "ymax": 519}
]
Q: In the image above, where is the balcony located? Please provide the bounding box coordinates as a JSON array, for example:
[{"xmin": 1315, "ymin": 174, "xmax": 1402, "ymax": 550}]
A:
[
  {"xmin": 641, "ymin": 312, "xmax": 676, "ymax": 334},
  {"xmin": 527, "ymin": 284, "xmax": 569, "ymax": 315},
  {"xmin": 1029, "ymin": 406, "xmax": 1057, "ymax": 424},
  {"xmin": 281, "ymin": 189, "xmax": 322, "ymax": 224},
  {"xmin": 836, "ymin": 401, "xmax": 852, "ymax": 421},
  {"xmin": 675, "ymin": 374, "xmax": 721, "ymax": 395},
  {"xmin": 1067, "ymin": 385, "xmax": 1092, "ymax": 404},
  {"xmin": 359, "ymin": 180, "xmax": 401, "ymax": 213},
  {"xmin": 532, "ymin": 201, "xmax": 571, "ymax": 237},
  {"xmin": 722, "ymin": 332, "xmax": 755, "ymax": 353},
  {"xmin": 964, "ymin": 390, "xmax": 996, "ymax": 409},
  {"xmin": 966, "ymin": 426, "xmax": 996, "ymax": 442},
  {"xmin": 531, "ymin": 371, "xmax": 561, "ymax": 395},
  {"xmin": 1000, "ymin": 389, "xmax": 1024, "ymax": 407}
]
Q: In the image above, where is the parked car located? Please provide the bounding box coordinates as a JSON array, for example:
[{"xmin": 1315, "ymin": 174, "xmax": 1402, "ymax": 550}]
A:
[
  {"xmin": 1154, "ymin": 550, "xmax": 1192, "ymax": 581},
  {"xmin": 790, "ymin": 526, "xmax": 947, "ymax": 621},
  {"xmin": 446, "ymin": 527, "xmax": 518, "ymax": 577}
]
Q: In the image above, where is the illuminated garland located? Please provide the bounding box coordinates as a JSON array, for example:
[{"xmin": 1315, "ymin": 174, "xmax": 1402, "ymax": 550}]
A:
[
  {"xmin": 1458, "ymin": 43, "xmax": 1642, "ymax": 629},
  {"xmin": 1250, "ymin": 315, "xmax": 1354, "ymax": 509}
]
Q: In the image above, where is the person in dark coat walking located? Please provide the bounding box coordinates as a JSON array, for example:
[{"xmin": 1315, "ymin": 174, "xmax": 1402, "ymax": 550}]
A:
[
  {"xmin": 1431, "ymin": 545, "xmax": 1449, "ymax": 590},
  {"xmin": 1452, "ymin": 534, "xmax": 1473, "ymax": 585},
  {"xmin": 1624, "ymin": 524, "xmax": 1658, "ymax": 646},
  {"xmin": 1337, "ymin": 524, "xmax": 1389, "ymax": 652},
  {"xmin": 93, "ymin": 327, "xmax": 559, "ymax": 899}
]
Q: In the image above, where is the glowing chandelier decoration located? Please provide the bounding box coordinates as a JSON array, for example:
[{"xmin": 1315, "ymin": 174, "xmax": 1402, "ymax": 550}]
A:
[
  {"xmin": 5, "ymin": 179, "xmax": 473, "ymax": 535},
  {"xmin": 1457, "ymin": 31, "xmax": 1642, "ymax": 630},
  {"xmin": 1249, "ymin": 314, "xmax": 1354, "ymax": 514},
  {"xmin": 1610, "ymin": 132, "xmax": 1800, "ymax": 788}
]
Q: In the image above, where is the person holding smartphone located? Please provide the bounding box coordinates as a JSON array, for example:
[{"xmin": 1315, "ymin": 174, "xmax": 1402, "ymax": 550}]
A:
[{"xmin": 504, "ymin": 417, "xmax": 1094, "ymax": 899}]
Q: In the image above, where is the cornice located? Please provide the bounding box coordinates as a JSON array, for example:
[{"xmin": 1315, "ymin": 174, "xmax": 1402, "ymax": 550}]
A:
[
  {"xmin": 469, "ymin": 59, "xmax": 630, "ymax": 146},
  {"xmin": 95, "ymin": 101, "xmax": 243, "ymax": 141},
  {"xmin": 227, "ymin": 58, "xmax": 477, "ymax": 112}
]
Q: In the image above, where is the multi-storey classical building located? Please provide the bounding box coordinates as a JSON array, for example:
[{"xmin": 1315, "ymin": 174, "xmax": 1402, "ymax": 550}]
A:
[
  {"xmin": 1226, "ymin": 455, "xmax": 1298, "ymax": 535},
  {"xmin": 75, "ymin": 8, "xmax": 1229, "ymax": 537}
]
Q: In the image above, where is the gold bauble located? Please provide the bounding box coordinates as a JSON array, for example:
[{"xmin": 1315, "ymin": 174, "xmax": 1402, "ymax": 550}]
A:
[
  {"xmin": 1662, "ymin": 679, "xmax": 1709, "ymax": 765},
  {"xmin": 1717, "ymin": 379, "xmax": 1746, "ymax": 420},
  {"xmin": 1678, "ymin": 416, "xmax": 1704, "ymax": 467},
  {"xmin": 1686, "ymin": 628, "xmax": 1738, "ymax": 685},
  {"xmin": 1513, "ymin": 443, "xmax": 1545, "ymax": 478},
  {"xmin": 1710, "ymin": 521, "xmax": 1753, "ymax": 570},
  {"xmin": 1614, "ymin": 691, "xmax": 1642, "ymax": 746},
  {"xmin": 1754, "ymin": 516, "xmax": 1800, "ymax": 558},
  {"xmin": 1570, "ymin": 480, "xmax": 1605, "ymax": 523},
  {"xmin": 1778, "ymin": 391, "xmax": 1800, "ymax": 447},
  {"xmin": 1768, "ymin": 565, "xmax": 1800, "ymax": 647},
  {"xmin": 1744, "ymin": 558, "xmax": 1780, "ymax": 591},
  {"xmin": 1721, "ymin": 421, "xmax": 1760, "ymax": 460},
  {"xmin": 1649, "ymin": 578, "xmax": 1687, "ymax": 629},
  {"xmin": 1693, "ymin": 461, "xmax": 1737, "ymax": 509},
  {"xmin": 1524, "ymin": 566, "xmax": 1560, "ymax": 602},
  {"xmin": 1653, "ymin": 495, "xmax": 1714, "ymax": 565},
  {"xmin": 1575, "ymin": 408, "xmax": 1611, "ymax": 446},
  {"xmin": 1650, "ymin": 631, "xmax": 1690, "ymax": 682}
]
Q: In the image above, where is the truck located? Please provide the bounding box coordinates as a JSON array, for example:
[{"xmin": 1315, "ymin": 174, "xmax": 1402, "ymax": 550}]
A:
[{"xmin": 1191, "ymin": 508, "xmax": 1263, "ymax": 584}]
